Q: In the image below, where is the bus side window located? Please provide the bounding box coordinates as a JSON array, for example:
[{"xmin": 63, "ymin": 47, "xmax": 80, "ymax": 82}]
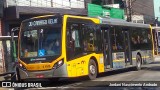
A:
[
  {"xmin": 82, "ymin": 24, "xmax": 97, "ymax": 52},
  {"xmin": 112, "ymin": 44, "xmax": 117, "ymax": 50},
  {"xmin": 111, "ymin": 26, "xmax": 124, "ymax": 51},
  {"xmin": 66, "ymin": 27, "xmax": 75, "ymax": 60},
  {"xmin": 66, "ymin": 22, "xmax": 83, "ymax": 60}
]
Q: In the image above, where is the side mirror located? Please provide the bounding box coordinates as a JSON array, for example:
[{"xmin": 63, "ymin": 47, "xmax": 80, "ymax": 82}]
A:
[
  {"xmin": 11, "ymin": 27, "xmax": 19, "ymax": 41},
  {"xmin": 11, "ymin": 27, "xmax": 19, "ymax": 32}
]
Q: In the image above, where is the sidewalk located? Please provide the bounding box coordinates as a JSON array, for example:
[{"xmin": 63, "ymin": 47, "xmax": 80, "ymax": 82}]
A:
[
  {"xmin": 0, "ymin": 68, "xmax": 5, "ymax": 81},
  {"xmin": 0, "ymin": 77, "xmax": 4, "ymax": 81}
]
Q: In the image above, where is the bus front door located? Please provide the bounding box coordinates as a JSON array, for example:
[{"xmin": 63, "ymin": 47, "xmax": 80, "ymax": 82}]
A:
[
  {"xmin": 102, "ymin": 29, "xmax": 112, "ymax": 69},
  {"xmin": 124, "ymin": 30, "xmax": 132, "ymax": 66}
]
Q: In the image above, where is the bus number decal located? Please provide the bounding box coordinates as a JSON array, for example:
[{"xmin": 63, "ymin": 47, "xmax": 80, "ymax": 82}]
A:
[
  {"xmin": 81, "ymin": 60, "xmax": 85, "ymax": 64},
  {"xmin": 42, "ymin": 65, "xmax": 51, "ymax": 69},
  {"xmin": 28, "ymin": 18, "xmax": 58, "ymax": 27}
]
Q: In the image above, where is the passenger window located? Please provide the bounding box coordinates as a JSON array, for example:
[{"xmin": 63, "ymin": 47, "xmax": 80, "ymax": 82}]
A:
[
  {"xmin": 82, "ymin": 24, "xmax": 98, "ymax": 51},
  {"xmin": 66, "ymin": 22, "xmax": 83, "ymax": 60},
  {"xmin": 130, "ymin": 28, "xmax": 152, "ymax": 49},
  {"xmin": 111, "ymin": 26, "xmax": 124, "ymax": 51}
]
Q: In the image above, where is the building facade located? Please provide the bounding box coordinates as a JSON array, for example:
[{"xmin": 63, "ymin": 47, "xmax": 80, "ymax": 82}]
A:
[
  {"xmin": 2, "ymin": 0, "xmax": 87, "ymax": 36},
  {"xmin": 154, "ymin": 0, "xmax": 160, "ymax": 21},
  {"xmin": 86, "ymin": 0, "xmax": 156, "ymax": 25},
  {"xmin": 131, "ymin": 0, "xmax": 155, "ymax": 24},
  {"xmin": 153, "ymin": 0, "xmax": 160, "ymax": 25},
  {"xmin": 6, "ymin": 0, "xmax": 85, "ymax": 8}
]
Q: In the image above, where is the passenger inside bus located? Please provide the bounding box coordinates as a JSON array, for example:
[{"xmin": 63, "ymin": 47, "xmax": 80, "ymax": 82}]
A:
[
  {"xmin": 137, "ymin": 35, "xmax": 141, "ymax": 44},
  {"xmin": 131, "ymin": 37, "xmax": 137, "ymax": 44},
  {"xmin": 46, "ymin": 39, "xmax": 60, "ymax": 55},
  {"xmin": 83, "ymin": 40, "xmax": 88, "ymax": 51},
  {"xmin": 117, "ymin": 43, "xmax": 123, "ymax": 50},
  {"xmin": 112, "ymin": 44, "xmax": 117, "ymax": 50}
]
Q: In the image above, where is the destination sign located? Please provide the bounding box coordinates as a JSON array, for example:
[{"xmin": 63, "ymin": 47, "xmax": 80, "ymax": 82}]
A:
[{"xmin": 28, "ymin": 18, "xmax": 58, "ymax": 27}]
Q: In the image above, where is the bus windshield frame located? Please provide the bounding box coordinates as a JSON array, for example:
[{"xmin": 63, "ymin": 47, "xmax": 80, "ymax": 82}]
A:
[{"xmin": 19, "ymin": 16, "xmax": 62, "ymax": 64}]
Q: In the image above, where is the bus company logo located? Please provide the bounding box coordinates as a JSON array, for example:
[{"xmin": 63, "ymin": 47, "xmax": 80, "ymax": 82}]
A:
[
  {"xmin": 2, "ymin": 82, "xmax": 11, "ymax": 87},
  {"xmin": 81, "ymin": 60, "xmax": 85, "ymax": 64}
]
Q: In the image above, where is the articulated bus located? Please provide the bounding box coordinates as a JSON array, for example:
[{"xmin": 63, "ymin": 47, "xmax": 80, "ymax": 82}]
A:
[{"xmin": 16, "ymin": 14, "xmax": 154, "ymax": 81}]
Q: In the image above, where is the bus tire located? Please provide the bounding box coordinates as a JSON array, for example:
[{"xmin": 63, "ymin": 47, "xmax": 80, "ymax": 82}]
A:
[
  {"xmin": 88, "ymin": 59, "xmax": 97, "ymax": 80},
  {"xmin": 136, "ymin": 55, "xmax": 142, "ymax": 70}
]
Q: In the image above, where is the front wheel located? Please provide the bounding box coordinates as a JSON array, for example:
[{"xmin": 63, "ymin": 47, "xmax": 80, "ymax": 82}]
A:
[
  {"xmin": 136, "ymin": 55, "xmax": 142, "ymax": 70},
  {"xmin": 88, "ymin": 59, "xmax": 97, "ymax": 80}
]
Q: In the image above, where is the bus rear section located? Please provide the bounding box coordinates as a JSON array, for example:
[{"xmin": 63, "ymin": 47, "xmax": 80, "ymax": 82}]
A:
[{"xmin": 99, "ymin": 18, "xmax": 154, "ymax": 71}]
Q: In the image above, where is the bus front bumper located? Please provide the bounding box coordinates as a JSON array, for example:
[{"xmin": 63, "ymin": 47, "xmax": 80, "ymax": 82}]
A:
[{"xmin": 18, "ymin": 64, "xmax": 68, "ymax": 80}]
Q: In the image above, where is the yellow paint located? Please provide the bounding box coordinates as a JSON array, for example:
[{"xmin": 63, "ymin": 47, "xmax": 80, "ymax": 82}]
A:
[
  {"xmin": 63, "ymin": 15, "xmax": 103, "ymax": 77},
  {"xmin": 113, "ymin": 59, "xmax": 125, "ymax": 62},
  {"xmin": 31, "ymin": 15, "xmax": 57, "ymax": 19},
  {"xmin": 150, "ymin": 25, "xmax": 155, "ymax": 56},
  {"xmin": 66, "ymin": 53, "xmax": 104, "ymax": 77},
  {"xmin": 145, "ymin": 56, "xmax": 150, "ymax": 58},
  {"xmin": 132, "ymin": 56, "xmax": 151, "ymax": 60},
  {"xmin": 18, "ymin": 56, "xmax": 64, "ymax": 71},
  {"xmin": 132, "ymin": 58, "xmax": 136, "ymax": 60}
]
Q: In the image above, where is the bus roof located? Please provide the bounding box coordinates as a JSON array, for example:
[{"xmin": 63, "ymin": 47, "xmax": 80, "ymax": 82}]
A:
[
  {"xmin": 99, "ymin": 17, "xmax": 150, "ymax": 28},
  {"xmin": 21, "ymin": 14, "xmax": 150, "ymax": 29},
  {"xmin": 22, "ymin": 14, "xmax": 61, "ymax": 23}
]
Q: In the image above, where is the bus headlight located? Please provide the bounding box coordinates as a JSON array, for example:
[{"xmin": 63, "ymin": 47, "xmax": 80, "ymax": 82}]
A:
[
  {"xmin": 53, "ymin": 59, "xmax": 64, "ymax": 69},
  {"xmin": 19, "ymin": 63, "xmax": 27, "ymax": 70}
]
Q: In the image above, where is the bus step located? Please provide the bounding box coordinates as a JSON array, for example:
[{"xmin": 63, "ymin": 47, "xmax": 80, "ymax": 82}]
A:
[
  {"xmin": 105, "ymin": 68, "xmax": 112, "ymax": 72},
  {"xmin": 105, "ymin": 65, "xmax": 111, "ymax": 69}
]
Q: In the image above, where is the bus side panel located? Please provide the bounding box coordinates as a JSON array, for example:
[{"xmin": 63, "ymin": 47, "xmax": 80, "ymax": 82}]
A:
[
  {"xmin": 132, "ymin": 50, "xmax": 153, "ymax": 65},
  {"xmin": 112, "ymin": 52, "xmax": 125, "ymax": 69},
  {"xmin": 132, "ymin": 50, "xmax": 140, "ymax": 66},
  {"xmin": 66, "ymin": 53, "xmax": 104, "ymax": 77},
  {"xmin": 145, "ymin": 50, "xmax": 153, "ymax": 63}
]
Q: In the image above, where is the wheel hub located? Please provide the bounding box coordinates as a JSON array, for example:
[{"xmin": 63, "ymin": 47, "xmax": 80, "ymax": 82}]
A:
[{"xmin": 90, "ymin": 65, "xmax": 96, "ymax": 75}]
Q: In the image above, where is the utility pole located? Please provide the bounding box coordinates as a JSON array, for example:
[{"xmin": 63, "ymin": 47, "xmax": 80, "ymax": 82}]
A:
[
  {"xmin": 51, "ymin": 0, "xmax": 53, "ymax": 7},
  {"xmin": 126, "ymin": 0, "xmax": 132, "ymax": 22},
  {"xmin": 30, "ymin": 0, "xmax": 31, "ymax": 6}
]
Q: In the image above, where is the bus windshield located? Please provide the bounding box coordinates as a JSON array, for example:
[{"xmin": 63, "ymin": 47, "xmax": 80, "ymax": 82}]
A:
[
  {"xmin": 20, "ymin": 16, "xmax": 62, "ymax": 59},
  {"xmin": 20, "ymin": 27, "xmax": 61, "ymax": 58}
]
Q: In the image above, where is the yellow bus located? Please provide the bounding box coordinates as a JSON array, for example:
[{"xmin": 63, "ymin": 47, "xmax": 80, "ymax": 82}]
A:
[{"xmin": 16, "ymin": 14, "xmax": 154, "ymax": 81}]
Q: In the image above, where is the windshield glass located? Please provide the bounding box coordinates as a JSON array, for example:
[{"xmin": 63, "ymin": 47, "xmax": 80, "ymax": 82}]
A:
[
  {"xmin": 20, "ymin": 27, "xmax": 61, "ymax": 58},
  {"xmin": 20, "ymin": 16, "xmax": 62, "ymax": 59}
]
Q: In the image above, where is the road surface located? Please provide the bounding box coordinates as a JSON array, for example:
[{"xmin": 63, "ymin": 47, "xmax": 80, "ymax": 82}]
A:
[{"xmin": 2, "ymin": 59, "xmax": 160, "ymax": 90}]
